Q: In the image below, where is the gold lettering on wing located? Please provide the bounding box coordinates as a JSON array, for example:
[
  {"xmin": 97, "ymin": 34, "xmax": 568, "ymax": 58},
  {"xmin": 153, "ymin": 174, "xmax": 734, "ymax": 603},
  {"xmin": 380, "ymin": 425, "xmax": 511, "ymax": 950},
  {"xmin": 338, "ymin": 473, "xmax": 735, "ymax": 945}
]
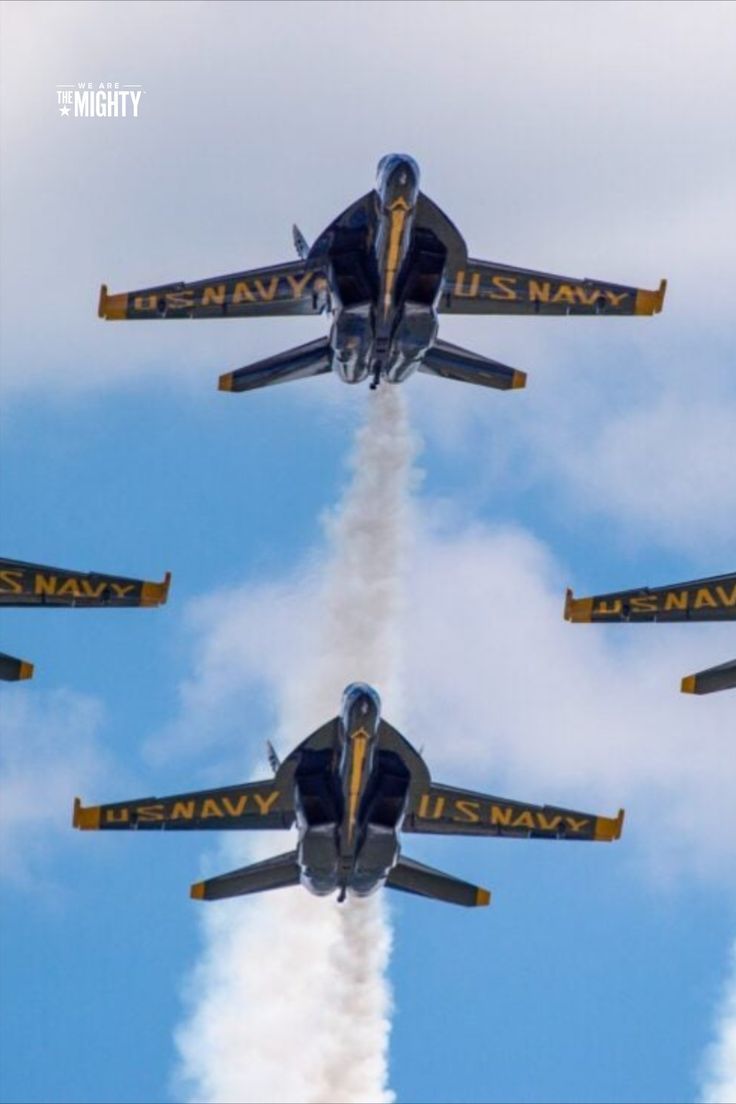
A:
[
  {"xmin": 201, "ymin": 285, "xmax": 227, "ymax": 306},
  {"xmin": 489, "ymin": 275, "xmax": 517, "ymax": 301},
  {"xmin": 254, "ymin": 277, "xmax": 279, "ymax": 301},
  {"xmin": 453, "ymin": 271, "xmax": 480, "ymax": 298},
  {"xmin": 716, "ymin": 584, "xmax": 736, "ymax": 608},
  {"xmin": 287, "ymin": 272, "xmax": 313, "ymax": 298},
  {"xmin": 231, "ymin": 281, "xmax": 255, "ymax": 304},
  {"xmin": 663, "ymin": 591, "xmax": 689, "ymax": 611},
  {"xmin": 694, "ymin": 588, "xmax": 718, "ymax": 610},
  {"xmin": 133, "ymin": 295, "xmax": 158, "ymax": 312},
  {"xmin": 221, "ymin": 795, "xmax": 248, "ymax": 817},
  {"xmin": 171, "ymin": 801, "xmax": 195, "ymax": 820},
  {"xmin": 417, "ymin": 794, "xmax": 446, "ymax": 819},
  {"xmin": 528, "ymin": 280, "xmax": 550, "ymax": 303},
  {"xmin": 454, "ymin": 800, "xmax": 481, "ymax": 823},
  {"xmin": 0, "ymin": 570, "xmax": 24, "ymax": 594}
]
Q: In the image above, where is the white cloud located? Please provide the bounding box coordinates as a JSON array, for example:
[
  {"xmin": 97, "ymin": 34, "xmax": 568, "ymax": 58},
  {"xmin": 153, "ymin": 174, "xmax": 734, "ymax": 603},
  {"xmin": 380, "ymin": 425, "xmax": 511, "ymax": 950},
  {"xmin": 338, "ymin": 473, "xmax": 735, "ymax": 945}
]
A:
[
  {"xmin": 701, "ymin": 940, "xmax": 736, "ymax": 1104},
  {"xmin": 0, "ymin": 687, "xmax": 112, "ymax": 887}
]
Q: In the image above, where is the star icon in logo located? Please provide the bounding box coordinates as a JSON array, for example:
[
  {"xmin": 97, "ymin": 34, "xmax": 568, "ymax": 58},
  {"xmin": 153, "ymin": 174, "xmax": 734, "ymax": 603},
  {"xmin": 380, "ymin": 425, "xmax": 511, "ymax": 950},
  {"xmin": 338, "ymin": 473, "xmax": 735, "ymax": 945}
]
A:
[{"xmin": 59, "ymin": 105, "xmax": 71, "ymax": 116}]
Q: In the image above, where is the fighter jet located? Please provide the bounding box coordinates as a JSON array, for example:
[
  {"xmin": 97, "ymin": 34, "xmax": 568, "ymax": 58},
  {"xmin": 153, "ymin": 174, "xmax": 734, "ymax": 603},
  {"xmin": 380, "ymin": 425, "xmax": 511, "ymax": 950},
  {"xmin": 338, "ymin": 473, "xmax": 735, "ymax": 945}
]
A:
[
  {"xmin": 98, "ymin": 154, "xmax": 666, "ymax": 393},
  {"xmin": 0, "ymin": 556, "xmax": 170, "ymax": 681},
  {"xmin": 74, "ymin": 682, "xmax": 623, "ymax": 907},
  {"xmin": 565, "ymin": 572, "xmax": 736, "ymax": 695}
]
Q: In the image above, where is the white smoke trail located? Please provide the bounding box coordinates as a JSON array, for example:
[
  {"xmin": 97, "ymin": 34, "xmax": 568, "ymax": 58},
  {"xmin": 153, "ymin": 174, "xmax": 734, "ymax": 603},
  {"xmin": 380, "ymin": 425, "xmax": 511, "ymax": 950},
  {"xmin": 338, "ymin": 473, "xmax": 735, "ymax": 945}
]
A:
[
  {"xmin": 700, "ymin": 940, "xmax": 736, "ymax": 1104},
  {"xmin": 174, "ymin": 387, "xmax": 417, "ymax": 1104}
]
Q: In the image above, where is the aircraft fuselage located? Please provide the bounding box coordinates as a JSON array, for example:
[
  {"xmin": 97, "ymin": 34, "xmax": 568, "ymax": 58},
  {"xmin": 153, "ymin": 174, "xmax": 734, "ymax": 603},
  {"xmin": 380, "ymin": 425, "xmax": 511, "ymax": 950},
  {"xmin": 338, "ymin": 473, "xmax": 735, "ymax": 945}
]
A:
[
  {"xmin": 320, "ymin": 154, "xmax": 442, "ymax": 388},
  {"xmin": 294, "ymin": 682, "xmax": 410, "ymax": 899}
]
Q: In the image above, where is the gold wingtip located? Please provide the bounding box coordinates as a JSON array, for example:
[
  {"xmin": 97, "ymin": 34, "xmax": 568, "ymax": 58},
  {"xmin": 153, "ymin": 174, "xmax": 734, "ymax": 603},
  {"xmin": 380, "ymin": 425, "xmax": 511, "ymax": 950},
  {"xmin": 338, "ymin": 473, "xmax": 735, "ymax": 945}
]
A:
[
  {"xmin": 564, "ymin": 590, "xmax": 594, "ymax": 623},
  {"xmin": 475, "ymin": 887, "xmax": 491, "ymax": 907},
  {"xmin": 634, "ymin": 278, "xmax": 667, "ymax": 316},
  {"xmin": 98, "ymin": 284, "xmax": 128, "ymax": 320},
  {"xmin": 511, "ymin": 370, "xmax": 527, "ymax": 390},
  {"xmin": 18, "ymin": 660, "xmax": 34, "ymax": 680},
  {"xmin": 140, "ymin": 572, "xmax": 172, "ymax": 607},
  {"xmin": 190, "ymin": 881, "xmax": 207, "ymax": 900},
  {"xmin": 218, "ymin": 372, "xmax": 234, "ymax": 393},
  {"xmin": 73, "ymin": 798, "xmax": 101, "ymax": 830},
  {"xmin": 681, "ymin": 674, "xmax": 697, "ymax": 695},
  {"xmin": 595, "ymin": 808, "xmax": 625, "ymax": 841}
]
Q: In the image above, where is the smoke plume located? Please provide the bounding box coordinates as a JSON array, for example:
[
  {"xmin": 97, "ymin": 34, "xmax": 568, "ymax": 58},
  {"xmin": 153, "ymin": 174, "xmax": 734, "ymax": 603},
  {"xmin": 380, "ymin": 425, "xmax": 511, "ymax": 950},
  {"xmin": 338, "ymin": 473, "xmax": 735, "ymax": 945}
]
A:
[
  {"xmin": 700, "ymin": 940, "xmax": 736, "ymax": 1104},
  {"xmin": 174, "ymin": 387, "xmax": 417, "ymax": 1104}
]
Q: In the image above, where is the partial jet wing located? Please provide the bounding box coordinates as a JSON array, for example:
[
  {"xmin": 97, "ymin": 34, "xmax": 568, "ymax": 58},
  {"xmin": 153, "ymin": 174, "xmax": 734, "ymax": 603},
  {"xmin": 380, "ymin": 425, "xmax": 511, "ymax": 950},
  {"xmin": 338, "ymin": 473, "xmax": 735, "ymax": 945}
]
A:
[
  {"xmin": 439, "ymin": 259, "xmax": 666, "ymax": 317},
  {"xmin": 682, "ymin": 660, "xmax": 736, "ymax": 696},
  {"xmin": 219, "ymin": 337, "xmax": 332, "ymax": 393},
  {"xmin": 386, "ymin": 856, "xmax": 490, "ymax": 908},
  {"xmin": 98, "ymin": 259, "xmax": 329, "ymax": 321},
  {"xmin": 404, "ymin": 782, "xmax": 623, "ymax": 842},
  {"xmin": 0, "ymin": 558, "xmax": 170, "ymax": 608},
  {"xmin": 73, "ymin": 779, "xmax": 294, "ymax": 832},
  {"xmin": 0, "ymin": 652, "xmax": 34, "ymax": 682},
  {"xmin": 419, "ymin": 339, "xmax": 526, "ymax": 391},
  {"xmin": 565, "ymin": 573, "xmax": 736, "ymax": 622},
  {"xmin": 191, "ymin": 851, "xmax": 301, "ymax": 901}
]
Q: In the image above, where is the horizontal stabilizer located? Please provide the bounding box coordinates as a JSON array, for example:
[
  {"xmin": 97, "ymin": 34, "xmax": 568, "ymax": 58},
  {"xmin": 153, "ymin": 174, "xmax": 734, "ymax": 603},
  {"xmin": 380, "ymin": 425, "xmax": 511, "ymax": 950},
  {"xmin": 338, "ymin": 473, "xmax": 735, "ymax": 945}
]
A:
[
  {"xmin": 419, "ymin": 339, "xmax": 526, "ymax": 391},
  {"xmin": 190, "ymin": 850, "xmax": 301, "ymax": 901},
  {"xmin": 0, "ymin": 652, "xmax": 34, "ymax": 681},
  {"xmin": 219, "ymin": 337, "xmax": 332, "ymax": 393},
  {"xmin": 681, "ymin": 659, "xmax": 736, "ymax": 696},
  {"xmin": 386, "ymin": 855, "xmax": 490, "ymax": 907}
]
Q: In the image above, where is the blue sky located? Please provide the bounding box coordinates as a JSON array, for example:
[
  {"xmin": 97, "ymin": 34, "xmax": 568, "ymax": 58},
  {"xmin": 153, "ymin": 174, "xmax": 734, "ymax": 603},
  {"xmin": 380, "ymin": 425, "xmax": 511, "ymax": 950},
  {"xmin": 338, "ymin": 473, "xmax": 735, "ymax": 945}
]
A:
[{"xmin": 1, "ymin": 2, "xmax": 735, "ymax": 1102}]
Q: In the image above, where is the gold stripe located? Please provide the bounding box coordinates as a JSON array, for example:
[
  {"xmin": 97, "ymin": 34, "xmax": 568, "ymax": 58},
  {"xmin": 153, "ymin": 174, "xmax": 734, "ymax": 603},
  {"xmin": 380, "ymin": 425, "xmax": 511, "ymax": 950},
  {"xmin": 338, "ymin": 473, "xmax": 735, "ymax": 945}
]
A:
[
  {"xmin": 218, "ymin": 372, "xmax": 235, "ymax": 392},
  {"xmin": 347, "ymin": 728, "xmax": 369, "ymax": 843},
  {"xmin": 190, "ymin": 882, "xmax": 206, "ymax": 900},
  {"xmin": 18, "ymin": 660, "xmax": 34, "ymax": 680},
  {"xmin": 475, "ymin": 888, "xmax": 491, "ymax": 907},
  {"xmin": 382, "ymin": 196, "xmax": 410, "ymax": 313},
  {"xmin": 511, "ymin": 371, "xmax": 527, "ymax": 390}
]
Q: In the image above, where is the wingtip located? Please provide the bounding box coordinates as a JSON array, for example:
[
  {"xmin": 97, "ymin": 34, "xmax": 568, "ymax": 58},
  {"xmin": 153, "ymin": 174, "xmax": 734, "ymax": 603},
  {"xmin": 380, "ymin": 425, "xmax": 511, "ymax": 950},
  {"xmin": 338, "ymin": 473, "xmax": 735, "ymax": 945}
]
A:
[
  {"xmin": 681, "ymin": 673, "xmax": 697, "ymax": 695},
  {"xmin": 140, "ymin": 572, "xmax": 172, "ymax": 607},
  {"xmin": 73, "ymin": 799, "xmax": 101, "ymax": 830},
  {"xmin": 98, "ymin": 284, "xmax": 127, "ymax": 320},
  {"xmin": 190, "ymin": 881, "xmax": 207, "ymax": 900},
  {"xmin": 475, "ymin": 887, "xmax": 492, "ymax": 907},
  {"xmin": 218, "ymin": 372, "xmax": 235, "ymax": 393},
  {"xmin": 511, "ymin": 370, "xmax": 527, "ymax": 390},
  {"xmin": 564, "ymin": 590, "xmax": 593, "ymax": 622},
  {"xmin": 18, "ymin": 660, "xmax": 34, "ymax": 680},
  {"xmin": 595, "ymin": 808, "xmax": 625, "ymax": 841},
  {"xmin": 635, "ymin": 278, "xmax": 667, "ymax": 316}
]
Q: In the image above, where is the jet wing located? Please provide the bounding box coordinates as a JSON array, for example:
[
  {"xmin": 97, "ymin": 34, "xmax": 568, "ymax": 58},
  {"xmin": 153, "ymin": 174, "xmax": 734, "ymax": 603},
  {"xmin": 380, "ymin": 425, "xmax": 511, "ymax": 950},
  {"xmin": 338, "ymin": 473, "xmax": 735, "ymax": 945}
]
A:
[
  {"xmin": 191, "ymin": 851, "xmax": 301, "ymax": 901},
  {"xmin": 0, "ymin": 558, "xmax": 170, "ymax": 608},
  {"xmin": 565, "ymin": 573, "xmax": 736, "ymax": 623},
  {"xmin": 73, "ymin": 779, "xmax": 294, "ymax": 831},
  {"xmin": 0, "ymin": 651, "xmax": 34, "ymax": 681},
  {"xmin": 403, "ymin": 782, "xmax": 623, "ymax": 841},
  {"xmin": 98, "ymin": 259, "xmax": 330, "ymax": 321},
  {"xmin": 386, "ymin": 856, "xmax": 490, "ymax": 908},
  {"xmin": 682, "ymin": 659, "xmax": 736, "ymax": 696},
  {"xmin": 439, "ymin": 258, "xmax": 666, "ymax": 317}
]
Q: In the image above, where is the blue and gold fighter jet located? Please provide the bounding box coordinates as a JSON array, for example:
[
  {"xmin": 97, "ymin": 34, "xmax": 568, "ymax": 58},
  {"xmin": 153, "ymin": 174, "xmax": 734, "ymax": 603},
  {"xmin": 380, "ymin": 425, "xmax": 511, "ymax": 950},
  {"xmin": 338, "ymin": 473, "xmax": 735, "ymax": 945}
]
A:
[
  {"xmin": 74, "ymin": 683, "xmax": 623, "ymax": 908},
  {"xmin": 99, "ymin": 154, "xmax": 665, "ymax": 392}
]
